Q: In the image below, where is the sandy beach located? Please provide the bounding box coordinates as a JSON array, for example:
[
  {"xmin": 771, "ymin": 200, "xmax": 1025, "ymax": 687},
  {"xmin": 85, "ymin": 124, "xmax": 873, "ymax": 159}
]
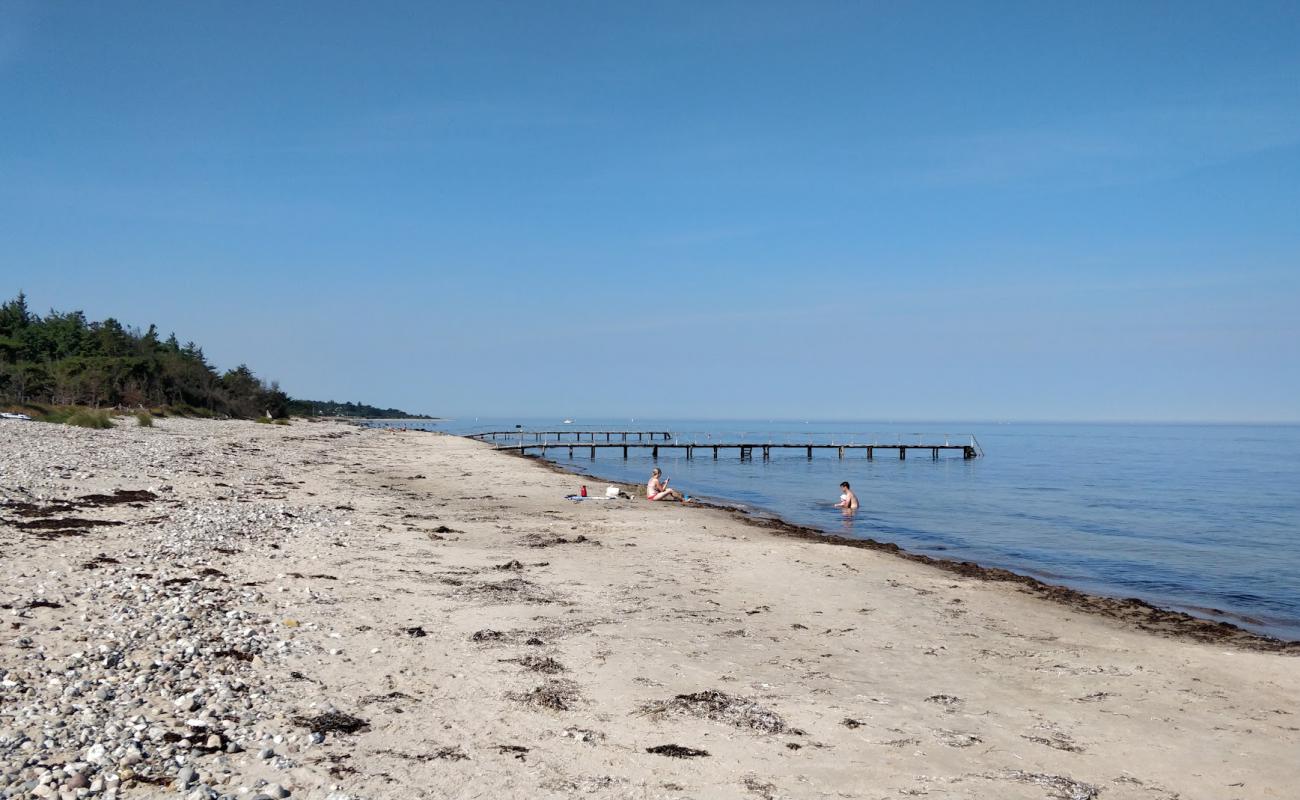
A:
[{"xmin": 2, "ymin": 419, "xmax": 1298, "ymax": 800}]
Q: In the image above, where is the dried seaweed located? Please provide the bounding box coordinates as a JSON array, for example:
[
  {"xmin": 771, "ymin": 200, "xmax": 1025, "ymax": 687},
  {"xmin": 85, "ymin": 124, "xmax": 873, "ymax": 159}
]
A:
[
  {"xmin": 1023, "ymin": 733, "xmax": 1085, "ymax": 753},
  {"xmin": 510, "ymin": 679, "xmax": 581, "ymax": 711},
  {"xmin": 521, "ymin": 533, "xmax": 599, "ymax": 549},
  {"xmin": 497, "ymin": 744, "xmax": 529, "ymax": 761},
  {"xmin": 505, "ymin": 655, "xmax": 566, "ymax": 674},
  {"xmin": 456, "ymin": 577, "xmax": 556, "ymax": 605},
  {"xmin": 646, "ymin": 744, "xmax": 709, "ymax": 758},
  {"xmin": 640, "ymin": 690, "xmax": 793, "ymax": 735},
  {"xmin": 1002, "ymin": 771, "xmax": 1100, "ymax": 800},
  {"xmin": 78, "ymin": 489, "xmax": 157, "ymax": 507},
  {"xmin": 292, "ymin": 712, "xmax": 370, "ymax": 735}
]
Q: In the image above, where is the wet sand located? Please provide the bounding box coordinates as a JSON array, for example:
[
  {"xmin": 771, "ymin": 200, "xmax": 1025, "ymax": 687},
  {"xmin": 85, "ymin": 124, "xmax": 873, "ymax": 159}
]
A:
[{"xmin": 2, "ymin": 419, "xmax": 1298, "ymax": 799}]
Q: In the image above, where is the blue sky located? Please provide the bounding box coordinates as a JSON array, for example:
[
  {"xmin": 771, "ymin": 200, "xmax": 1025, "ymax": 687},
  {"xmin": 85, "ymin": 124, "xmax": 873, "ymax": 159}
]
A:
[{"xmin": 2, "ymin": 1, "xmax": 1297, "ymax": 420}]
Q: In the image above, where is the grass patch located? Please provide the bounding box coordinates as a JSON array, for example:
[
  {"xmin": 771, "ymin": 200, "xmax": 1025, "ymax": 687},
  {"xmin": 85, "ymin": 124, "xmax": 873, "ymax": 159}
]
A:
[
  {"xmin": 135, "ymin": 411, "xmax": 154, "ymax": 427},
  {"xmin": 254, "ymin": 416, "xmax": 272, "ymax": 424},
  {"xmin": 66, "ymin": 409, "xmax": 114, "ymax": 429}
]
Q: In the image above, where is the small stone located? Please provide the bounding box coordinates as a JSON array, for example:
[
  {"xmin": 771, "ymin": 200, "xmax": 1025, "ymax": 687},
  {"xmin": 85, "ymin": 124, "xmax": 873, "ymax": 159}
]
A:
[
  {"xmin": 281, "ymin": 619, "xmax": 299, "ymax": 628},
  {"xmin": 205, "ymin": 734, "xmax": 222, "ymax": 749},
  {"xmin": 264, "ymin": 783, "xmax": 289, "ymax": 798},
  {"xmin": 176, "ymin": 766, "xmax": 196, "ymax": 787},
  {"xmin": 66, "ymin": 773, "xmax": 89, "ymax": 790},
  {"xmin": 257, "ymin": 747, "xmax": 274, "ymax": 760}
]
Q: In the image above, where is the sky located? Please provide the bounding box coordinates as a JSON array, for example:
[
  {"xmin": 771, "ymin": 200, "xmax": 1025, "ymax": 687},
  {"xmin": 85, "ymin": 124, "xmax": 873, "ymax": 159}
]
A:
[{"xmin": 2, "ymin": 1, "xmax": 1298, "ymax": 421}]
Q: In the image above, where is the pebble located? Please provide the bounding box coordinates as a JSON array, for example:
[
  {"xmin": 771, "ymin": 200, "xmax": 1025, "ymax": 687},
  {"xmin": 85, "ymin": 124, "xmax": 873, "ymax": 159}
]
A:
[{"xmin": 0, "ymin": 419, "xmax": 348, "ymax": 796}]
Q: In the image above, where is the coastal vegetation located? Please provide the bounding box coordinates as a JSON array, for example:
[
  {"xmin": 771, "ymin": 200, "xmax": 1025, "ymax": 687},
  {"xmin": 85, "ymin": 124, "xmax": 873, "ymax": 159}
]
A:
[
  {"xmin": 0, "ymin": 292, "xmax": 426, "ymax": 422},
  {"xmin": 284, "ymin": 399, "xmax": 433, "ymax": 419}
]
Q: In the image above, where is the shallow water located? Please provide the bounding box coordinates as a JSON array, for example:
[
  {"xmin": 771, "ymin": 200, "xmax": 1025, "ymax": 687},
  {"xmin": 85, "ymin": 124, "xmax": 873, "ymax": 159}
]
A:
[{"xmin": 381, "ymin": 418, "xmax": 1300, "ymax": 640}]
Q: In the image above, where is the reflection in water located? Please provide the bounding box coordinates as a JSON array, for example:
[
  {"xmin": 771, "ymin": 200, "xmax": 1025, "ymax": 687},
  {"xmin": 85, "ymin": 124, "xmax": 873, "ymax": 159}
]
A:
[{"xmin": 838, "ymin": 508, "xmax": 857, "ymax": 536}]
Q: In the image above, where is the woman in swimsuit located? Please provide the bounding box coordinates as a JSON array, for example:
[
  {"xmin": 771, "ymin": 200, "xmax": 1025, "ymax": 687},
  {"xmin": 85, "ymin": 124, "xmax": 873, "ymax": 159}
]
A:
[{"xmin": 647, "ymin": 468, "xmax": 685, "ymax": 502}]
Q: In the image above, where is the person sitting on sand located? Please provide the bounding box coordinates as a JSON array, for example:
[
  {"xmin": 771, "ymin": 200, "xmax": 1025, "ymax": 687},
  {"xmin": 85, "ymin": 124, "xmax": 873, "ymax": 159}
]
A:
[
  {"xmin": 835, "ymin": 481, "xmax": 859, "ymax": 510},
  {"xmin": 647, "ymin": 467, "xmax": 686, "ymax": 502}
]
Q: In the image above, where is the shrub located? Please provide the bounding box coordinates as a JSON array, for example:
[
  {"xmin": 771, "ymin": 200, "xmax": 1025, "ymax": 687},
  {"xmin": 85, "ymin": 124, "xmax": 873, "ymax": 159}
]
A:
[
  {"xmin": 135, "ymin": 411, "xmax": 154, "ymax": 427},
  {"xmin": 66, "ymin": 410, "xmax": 114, "ymax": 429},
  {"xmin": 254, "ymin": 416, "xmax": 271, "ymax": 424},
  {"xmin": 35, "ymin": 406, "xmax": 75, "ymax": 424}
]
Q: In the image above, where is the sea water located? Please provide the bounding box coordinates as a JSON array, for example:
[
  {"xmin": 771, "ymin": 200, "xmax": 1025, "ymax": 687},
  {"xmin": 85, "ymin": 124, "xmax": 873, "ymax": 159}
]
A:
[{"xmin": 386, "ymin": 418, "xmax": 1300, "ymax": 641}]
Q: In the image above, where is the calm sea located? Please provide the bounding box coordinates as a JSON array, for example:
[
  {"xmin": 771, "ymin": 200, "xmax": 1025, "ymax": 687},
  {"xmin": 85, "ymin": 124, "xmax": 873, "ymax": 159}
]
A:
[{"xmin": 372, "ymin": 418, "xmax": 1300, "ymax": 641}]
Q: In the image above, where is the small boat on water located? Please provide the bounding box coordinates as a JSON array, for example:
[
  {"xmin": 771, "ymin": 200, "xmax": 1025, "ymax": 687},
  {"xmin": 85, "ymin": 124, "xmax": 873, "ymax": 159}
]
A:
[
  {"xmin": 1, "ymin": 412, "xmax": 32, "ymax": 421},
  {"xmin": 563, "ymin": 419, "xmax": 574, "ymax": 424}
]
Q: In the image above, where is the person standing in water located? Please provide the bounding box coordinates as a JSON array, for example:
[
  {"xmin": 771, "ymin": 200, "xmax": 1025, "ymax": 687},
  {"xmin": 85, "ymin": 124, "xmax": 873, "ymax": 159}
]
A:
[
  {"xmin": 647, "ymin": 467, "xmax": 686, "ymax": 502},
  {"xmin": 835, "ymin": 481, "xmax": 859, "ymax": 510}
]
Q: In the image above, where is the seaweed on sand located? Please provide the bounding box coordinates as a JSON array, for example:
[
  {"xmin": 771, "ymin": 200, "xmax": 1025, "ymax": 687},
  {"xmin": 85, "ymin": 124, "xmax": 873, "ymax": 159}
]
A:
[
  {"xmin": 455, "ymin": 577, "xmax": 558, "ymax": 605},
  {"xmin": 639, "ymin": 690, "xmax": 794, "ymax": 735},
  {"xmin": 509, "ymin": 679, "xmax": 582, "ymax": 711},
  {"xmin": 77, "ymin": 489, "xmax": 158, "ymax": 507},
  {"xmin": 503, "ymin": 654, "xmax": 566, "ymax": 674},
  {"xmin": 378, "ymin": 746, "xmax": 469, "ymax": 762},
  {"xmin": 521, "ymin": 533, "xmax": 600, "ymax": 549},
  {"xmin": 646, "ymin": 744, "xmax": 709, "ymax": 758},
  {"xmin": 292, "ymin": 712, "xmax": 370, "ymax": 735},
  {"xmin": 9, "ymin": 517, "xmax": 123, "ymax": 537},
  {"xmin": 1001, "ymin": 771, "xmax": 1100, "ymax": 800}
]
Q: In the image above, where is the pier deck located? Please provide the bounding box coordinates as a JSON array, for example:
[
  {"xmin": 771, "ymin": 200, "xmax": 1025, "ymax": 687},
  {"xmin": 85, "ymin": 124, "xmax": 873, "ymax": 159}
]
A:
[
  {"xmin": 468, "ymin": 430, "xmax": 674, "ymax": 442},
  {"xmin": 479, "ymin": 436, "xmax": 980, "ymax": 460}
]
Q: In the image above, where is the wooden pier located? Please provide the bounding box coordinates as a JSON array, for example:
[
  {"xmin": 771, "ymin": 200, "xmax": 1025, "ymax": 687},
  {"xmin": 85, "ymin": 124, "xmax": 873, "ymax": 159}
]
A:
[
  {"xmin": 467, "ymin": 430, "xmax": 674, "ymax": 442},
  {"xmin": 484, "ymin": 438, "xmax": 979, "ymax": 461}
]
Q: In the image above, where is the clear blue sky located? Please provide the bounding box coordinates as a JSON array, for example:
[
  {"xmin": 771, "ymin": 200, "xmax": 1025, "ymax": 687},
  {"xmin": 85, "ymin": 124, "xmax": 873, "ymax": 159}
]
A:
[{"xmin": 3, "ymin": 1, "xmax": 1297, "ymax": 421}]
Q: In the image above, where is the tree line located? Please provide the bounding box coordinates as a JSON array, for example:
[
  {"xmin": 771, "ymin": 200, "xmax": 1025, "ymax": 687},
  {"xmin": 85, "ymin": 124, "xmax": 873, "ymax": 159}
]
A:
[
  {"xmin": 285, "ymin": 399, "xmax": 432, "ymax": 419},
  {"xmin": 0, "ymin": 292, "xmax": 289, "ymax": 418}
]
